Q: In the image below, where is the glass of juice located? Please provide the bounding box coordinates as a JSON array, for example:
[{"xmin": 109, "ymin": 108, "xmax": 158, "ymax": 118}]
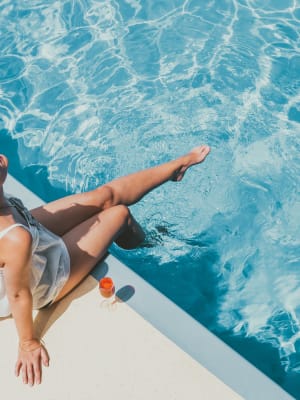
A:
[{"xmin": 99, "ymin": 277, "xmax": 115, "ymax": 298}]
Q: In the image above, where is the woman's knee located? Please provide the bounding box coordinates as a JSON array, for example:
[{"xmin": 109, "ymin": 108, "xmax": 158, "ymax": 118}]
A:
[
  {"xmin": 98, "ymin": 204, "xmax": 130, "ymax": 229},
  {"xmin": 94, "ymin": 185, "xmax": 116, "ymax": 209},
  {"xmin": 113, "ymin": 204, "xmax": 131, "ymax": 224}
]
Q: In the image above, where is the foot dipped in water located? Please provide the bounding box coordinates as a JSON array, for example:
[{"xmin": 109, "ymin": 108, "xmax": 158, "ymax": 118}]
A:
[{"xmin": 171, "ymin": 145, "xmax": 210, "ymax": 182}]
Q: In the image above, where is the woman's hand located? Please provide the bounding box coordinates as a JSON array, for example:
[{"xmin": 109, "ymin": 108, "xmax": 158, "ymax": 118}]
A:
[{"xmin": 15, "ymin": 339, "xmax": 50, "ymax": 386}]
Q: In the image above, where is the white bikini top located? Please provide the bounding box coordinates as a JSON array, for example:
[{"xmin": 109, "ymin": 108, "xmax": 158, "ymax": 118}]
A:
[
  {"xmin": 0, "ymin": 223, "xmax": 32, "ymax": 317},
  {"xmin": 0, "ymin": 223, "xmax": 30, "ymax": 240}
]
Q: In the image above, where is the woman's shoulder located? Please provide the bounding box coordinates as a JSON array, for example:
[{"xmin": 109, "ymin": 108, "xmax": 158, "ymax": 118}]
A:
[
  {"xmin": 0, "ymin": 225, "xmax": 32, "ymax": 247},
  {"xmin": 0, "ymin": 225, "xmax": 32, "ymax": 266}
]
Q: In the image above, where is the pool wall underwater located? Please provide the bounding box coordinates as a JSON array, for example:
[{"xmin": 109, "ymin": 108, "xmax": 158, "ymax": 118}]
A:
[{"xmin": 5, "ymin": 173, "xmax": 294, "ymax": 400}]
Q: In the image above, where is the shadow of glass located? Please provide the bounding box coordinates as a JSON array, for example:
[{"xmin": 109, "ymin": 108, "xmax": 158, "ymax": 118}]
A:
[
  {"xmin": 99, "ymin": 284, "xmax": 135, "ymax": 312},
  {"xmin": 115, "ymin": 285, "xmax": 135, "ymax": 303}
]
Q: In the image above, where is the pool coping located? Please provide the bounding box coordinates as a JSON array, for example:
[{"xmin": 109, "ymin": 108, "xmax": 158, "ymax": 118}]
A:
[{"xmin": 4, "ymin": 173, "xmax": 294, "ymax": 400}]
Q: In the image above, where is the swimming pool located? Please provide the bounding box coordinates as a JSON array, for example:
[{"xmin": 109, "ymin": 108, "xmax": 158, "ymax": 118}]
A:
[{"xmin": 0, "ymin": 0, "xmax": 299, "ymax": 397}]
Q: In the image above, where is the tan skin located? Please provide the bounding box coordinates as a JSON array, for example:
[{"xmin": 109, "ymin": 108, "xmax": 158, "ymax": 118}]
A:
[{"xmin": 0, "ymin": 145, "xmax": 210, "ymax": 386}]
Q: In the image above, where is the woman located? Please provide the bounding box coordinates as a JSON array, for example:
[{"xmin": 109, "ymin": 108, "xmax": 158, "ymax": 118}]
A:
[{"xmin": 0, "ymin": 145, "xmax": 210, "ymax": 386}]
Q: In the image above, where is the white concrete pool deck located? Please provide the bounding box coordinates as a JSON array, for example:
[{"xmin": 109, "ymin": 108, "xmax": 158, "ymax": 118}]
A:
[{"xmin": 0, "ymin": 175, "xmax": 294, "ymax": 400}]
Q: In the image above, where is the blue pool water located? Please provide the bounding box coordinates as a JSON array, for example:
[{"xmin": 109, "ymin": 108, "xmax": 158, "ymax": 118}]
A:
[{"xmin": 1, "ymin": 0, "xmax": 300, "ymax": 397}]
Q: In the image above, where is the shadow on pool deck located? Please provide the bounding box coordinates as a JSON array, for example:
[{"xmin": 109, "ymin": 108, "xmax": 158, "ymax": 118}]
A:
[
  {"xmin": 33, "ymin": 260, "xmax": 136, "ymax": 339},
  {"xmin": 32, "ymin": 261, "xmax": 107, "ymax": 338}
]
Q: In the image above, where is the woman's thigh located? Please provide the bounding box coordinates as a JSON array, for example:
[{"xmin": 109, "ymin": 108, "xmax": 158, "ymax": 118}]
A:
[
  {"xmin": 30, "ymin": 186, "xmax": 114, "ymax": 236},
  {"xmin": 53, "ymin": 204, "xmax": 129, "ymax": 302}
]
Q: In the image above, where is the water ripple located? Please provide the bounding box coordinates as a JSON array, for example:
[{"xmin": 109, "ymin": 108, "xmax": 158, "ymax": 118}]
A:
[
  {"xmin": 1, "ymin": 0, "xmax": 300, "ymax": 392},
  {"xmin": 0, "ymin": 55, "xmax": 25, "ymax": 83}
]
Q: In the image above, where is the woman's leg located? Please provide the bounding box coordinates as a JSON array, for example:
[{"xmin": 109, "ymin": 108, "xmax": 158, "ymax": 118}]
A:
[
  {"xmin": 53, "ymin": 204, "xmax": 134, "ymax": 302},
  {"xmin": 47, "ymin": 145, "xmax": 210, "ymax": 302},
  {"xmin": 31, "ymin": 145, "xmax": 210, "ymax": 236},
  {"xmin": 105, "ymin": 145, "xmax": 210, "ymax": 205}
]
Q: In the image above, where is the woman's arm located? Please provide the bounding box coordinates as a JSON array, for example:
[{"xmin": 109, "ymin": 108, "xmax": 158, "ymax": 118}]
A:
[{"xmin": 2, "ymin": 227, "xmax": 49, "ymax": 386}]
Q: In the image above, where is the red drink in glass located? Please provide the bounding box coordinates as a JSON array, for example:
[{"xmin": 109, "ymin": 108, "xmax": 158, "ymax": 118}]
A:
[{"xmin": 99, "ymin": 277, "xmax": 115, "ymax": 298}]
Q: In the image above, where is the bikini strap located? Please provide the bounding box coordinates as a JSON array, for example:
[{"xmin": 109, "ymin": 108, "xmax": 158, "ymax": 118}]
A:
[
  {"xmin": 0, "ymin": 224, "xmax": 30, "ymax": 240},
  {"xmin": 7, "ymin": 197, "xmax": 38, "ymax": 228}
]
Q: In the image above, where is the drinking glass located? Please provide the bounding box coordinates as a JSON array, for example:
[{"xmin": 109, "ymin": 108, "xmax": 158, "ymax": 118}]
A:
[{"xmin": 99, "ymin": 277, "xmax": 115, "ymax": 298}]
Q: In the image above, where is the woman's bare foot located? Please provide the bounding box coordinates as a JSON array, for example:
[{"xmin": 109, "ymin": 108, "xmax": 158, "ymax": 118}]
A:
[{"xmin": 171, "ymin": 145, "xmax": 210, "ymax": 182}]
